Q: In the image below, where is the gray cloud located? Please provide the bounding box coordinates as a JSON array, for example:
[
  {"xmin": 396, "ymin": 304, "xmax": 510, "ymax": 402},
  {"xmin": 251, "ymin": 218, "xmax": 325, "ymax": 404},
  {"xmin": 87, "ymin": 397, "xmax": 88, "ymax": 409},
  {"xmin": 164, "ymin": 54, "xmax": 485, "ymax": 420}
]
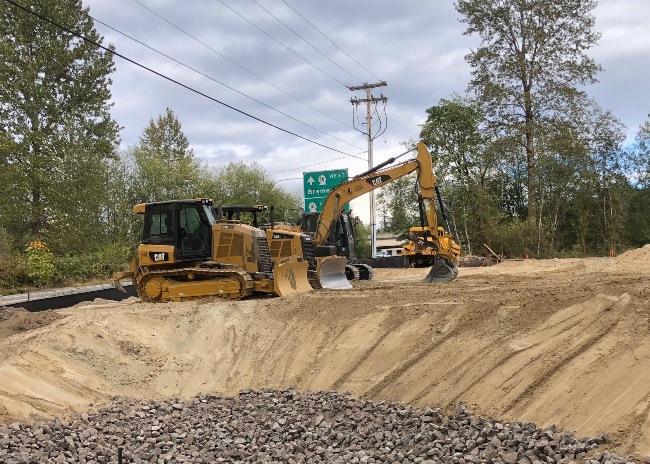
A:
[{"xmin": 85, "ymin": 0, "xmax": 649, "ymax": 196}]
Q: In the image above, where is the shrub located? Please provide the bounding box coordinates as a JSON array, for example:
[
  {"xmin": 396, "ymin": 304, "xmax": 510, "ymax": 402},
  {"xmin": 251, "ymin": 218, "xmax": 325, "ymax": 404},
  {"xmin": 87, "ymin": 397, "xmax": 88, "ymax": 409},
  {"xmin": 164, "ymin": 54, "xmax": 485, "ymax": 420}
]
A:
[{"xmin": 26, "ymin": 240, "xmax": 55, "ymax": 287}]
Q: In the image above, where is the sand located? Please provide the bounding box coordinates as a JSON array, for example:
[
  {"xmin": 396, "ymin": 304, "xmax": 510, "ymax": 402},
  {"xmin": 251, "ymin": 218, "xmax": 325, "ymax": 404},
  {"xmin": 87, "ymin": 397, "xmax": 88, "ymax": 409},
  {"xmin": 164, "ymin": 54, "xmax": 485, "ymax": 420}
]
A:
[{"xmin": 1, "ymin": 246, "xmax": 649, "ymax": 458}]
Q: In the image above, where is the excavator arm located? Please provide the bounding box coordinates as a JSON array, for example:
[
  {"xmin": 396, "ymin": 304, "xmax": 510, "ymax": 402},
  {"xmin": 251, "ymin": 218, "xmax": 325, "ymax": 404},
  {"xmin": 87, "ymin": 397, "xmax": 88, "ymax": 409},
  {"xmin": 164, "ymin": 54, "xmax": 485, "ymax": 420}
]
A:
[{"xmin": 314, "ymin": 142, "xmax": 460, "ymax": 282}]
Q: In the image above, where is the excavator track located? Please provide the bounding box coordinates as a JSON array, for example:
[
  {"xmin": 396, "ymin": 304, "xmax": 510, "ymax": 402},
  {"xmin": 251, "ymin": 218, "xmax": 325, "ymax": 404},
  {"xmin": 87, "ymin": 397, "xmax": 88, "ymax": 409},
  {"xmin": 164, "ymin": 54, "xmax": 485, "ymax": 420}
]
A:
[
  {"xmin": 136, "ymin": 267, "xmax": 254, "ymax": 302},
  {"xmin": 353, "ymin": 263, "xmax": 374, "ymax": 280},
  {"xmin": 344, "ymin": 264, "xmax": 360, "ymax": 281}
]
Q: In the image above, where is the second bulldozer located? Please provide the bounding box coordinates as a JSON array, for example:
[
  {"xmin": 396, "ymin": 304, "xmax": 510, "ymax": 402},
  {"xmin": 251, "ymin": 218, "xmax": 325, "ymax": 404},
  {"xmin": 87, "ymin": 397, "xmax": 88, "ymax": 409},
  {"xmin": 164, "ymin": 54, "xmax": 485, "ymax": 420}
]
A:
[{"xmin": 218, "ymin": 205, "xmax": 351, "ymax": 290}]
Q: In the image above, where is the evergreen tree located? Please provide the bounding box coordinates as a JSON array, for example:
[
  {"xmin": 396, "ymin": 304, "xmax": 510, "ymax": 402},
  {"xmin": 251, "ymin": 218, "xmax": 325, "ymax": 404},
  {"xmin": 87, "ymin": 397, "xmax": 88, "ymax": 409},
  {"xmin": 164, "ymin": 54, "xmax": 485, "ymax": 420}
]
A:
[{"xmin": 131, "ymin": 108, "xmax": 202, "ymax": 202}]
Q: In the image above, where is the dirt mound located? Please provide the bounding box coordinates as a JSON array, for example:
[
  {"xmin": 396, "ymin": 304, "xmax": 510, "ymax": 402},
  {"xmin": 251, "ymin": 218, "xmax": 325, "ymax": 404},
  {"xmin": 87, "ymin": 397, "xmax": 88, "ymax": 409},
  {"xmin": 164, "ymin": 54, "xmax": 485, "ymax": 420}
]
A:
[
  {"xmin": 0, "ymin": 308, "xmax": 65, "ymax": 339},
  {"xmin": 0, "ymin": 261, "xmax": 649, "ymax": 458},
  {"xmin": 617, "ymin": 244, "xmax": 650, "ymax": 267}
]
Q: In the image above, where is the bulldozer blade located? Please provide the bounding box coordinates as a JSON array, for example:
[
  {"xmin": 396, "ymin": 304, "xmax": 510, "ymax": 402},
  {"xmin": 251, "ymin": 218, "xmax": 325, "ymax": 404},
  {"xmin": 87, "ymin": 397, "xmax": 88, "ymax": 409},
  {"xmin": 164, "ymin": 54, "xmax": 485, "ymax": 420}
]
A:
[
  {"xmin": 273, "ymin": 260, "xmax": 313, "ymax": 296},
  {"xmin": 423, "ymin": 259, "xmax": 458, "ymax": 283},
  {"xmin": 112, "ymin": 271, "xmax": 134, "ymax": 293},
  {"xmin": 317, "ymin": 256, "xmax": 352, "ymax": 290}
]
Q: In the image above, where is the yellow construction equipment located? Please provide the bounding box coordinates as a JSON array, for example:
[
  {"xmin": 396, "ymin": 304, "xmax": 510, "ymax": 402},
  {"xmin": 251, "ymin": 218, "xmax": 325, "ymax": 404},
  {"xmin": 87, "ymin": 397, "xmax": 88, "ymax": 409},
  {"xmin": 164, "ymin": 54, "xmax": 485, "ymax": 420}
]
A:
[
  {"xmin": 113, "ymin": 199, "xmax": 312, "ymax": 302},
  {"xmin": 219, "ymin": 205, "xmax": 351, "ymax": 290},
  {"xmin": 310, "ymin": 142, "xmax": 460, "ymax": 283}
]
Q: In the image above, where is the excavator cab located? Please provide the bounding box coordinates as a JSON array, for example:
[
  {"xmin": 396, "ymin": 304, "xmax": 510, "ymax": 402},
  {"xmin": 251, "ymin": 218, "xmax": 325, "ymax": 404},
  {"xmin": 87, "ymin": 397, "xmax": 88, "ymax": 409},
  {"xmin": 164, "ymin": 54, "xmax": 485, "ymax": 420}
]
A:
[{"xmin": 302, "ymin": 211, "xmax": 356, "ymax": 259}]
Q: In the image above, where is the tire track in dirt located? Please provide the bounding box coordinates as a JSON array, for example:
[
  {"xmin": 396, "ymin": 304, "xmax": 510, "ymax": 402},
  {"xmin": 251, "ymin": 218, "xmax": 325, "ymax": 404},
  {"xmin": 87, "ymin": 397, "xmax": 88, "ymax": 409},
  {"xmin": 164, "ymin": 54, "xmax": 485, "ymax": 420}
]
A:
[{"xmin": 498, "ymin": 293, "xmax": 630, "ymax": 415}]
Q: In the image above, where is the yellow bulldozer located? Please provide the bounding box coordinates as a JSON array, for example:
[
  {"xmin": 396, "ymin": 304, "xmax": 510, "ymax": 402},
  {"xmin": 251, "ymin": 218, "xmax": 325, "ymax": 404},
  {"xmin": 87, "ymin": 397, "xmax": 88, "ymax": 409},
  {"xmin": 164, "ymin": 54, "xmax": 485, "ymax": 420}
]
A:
[
  {"xmin": 113, "ymin": 198, "xmax": 313, "ymax": 302},
  {"xmin": 218, "ymin": 205, "xmax": 351, "ymax": 290}
]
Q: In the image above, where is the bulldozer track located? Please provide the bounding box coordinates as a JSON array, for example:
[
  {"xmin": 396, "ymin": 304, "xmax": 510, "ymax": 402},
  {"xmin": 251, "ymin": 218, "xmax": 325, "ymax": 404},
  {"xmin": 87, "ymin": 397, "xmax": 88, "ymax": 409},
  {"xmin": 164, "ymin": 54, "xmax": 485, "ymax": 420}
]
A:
[
  {"xmin": 136, "ymin": 267, "xmax": 254, "ymax": 302},
  {"xmin": 354, "ymin": 263, "xmax": 374, "ymax": 280}
]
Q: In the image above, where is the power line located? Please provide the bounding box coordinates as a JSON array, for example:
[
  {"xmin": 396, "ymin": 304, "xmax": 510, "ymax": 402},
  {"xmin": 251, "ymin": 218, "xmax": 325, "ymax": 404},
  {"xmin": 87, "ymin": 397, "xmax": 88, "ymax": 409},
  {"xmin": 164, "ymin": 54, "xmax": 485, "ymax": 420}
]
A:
[
  {"xmin": 91, "ymin": 15, "xmax": 365, "ymax": 151},
  {"xmin": 4, "ymin": 0, "xmax": 366, "ymax": 160},
  {"xmin": 270, "ymin": 152, "xmax": 367, "ymax": 175},
  {"xmin": 215, "ymin": 0, "xmax": 348, "ymax": 87},
  {"xmin": 280, "ymin": 0, "xmax": 383, "ymax": 83},
  {"xmin": 250, "ymin": 0, "xmax": 364, "ymax": 84},
  {"xmin": 129, "ymin": 0, "xmax": 352, "ymax": 130}
]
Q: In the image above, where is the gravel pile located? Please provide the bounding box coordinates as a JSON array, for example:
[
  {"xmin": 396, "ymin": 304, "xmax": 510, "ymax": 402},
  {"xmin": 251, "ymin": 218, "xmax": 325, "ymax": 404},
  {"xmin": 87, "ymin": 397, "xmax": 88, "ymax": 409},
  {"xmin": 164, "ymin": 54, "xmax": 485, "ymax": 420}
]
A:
[{"xmin": 0, "ymin": 388, "xmax": 637, "ymax": 463}]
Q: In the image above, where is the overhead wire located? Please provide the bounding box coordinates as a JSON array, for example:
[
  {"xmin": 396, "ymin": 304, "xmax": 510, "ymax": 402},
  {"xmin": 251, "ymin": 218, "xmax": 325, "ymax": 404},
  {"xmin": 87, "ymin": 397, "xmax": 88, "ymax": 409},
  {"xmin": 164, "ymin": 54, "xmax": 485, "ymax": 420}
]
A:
[
  {"xmin": 250, "ymin": 0, "xmax": 364, "ymax": 85},
  {"xmin": 270, "ymin": 152, "xmax": 367, "ymax": 175},
  {"xmin": 91, "ymin": 15, "xmax": 365, "ymax": 151},
  {"xmin": 3, "ymin": 0, "xmax": 366, "ymax": 160},
  {"xmin": 215, "ymin": 0, "xmax": 348, "ymax": 87},
  {"xmin": 280, "ymin": 0, "xmax": 383, "ymax": 83},
  {"xmin": 129, "ymin": 0, "xmax": 353, "ymax": 129}
]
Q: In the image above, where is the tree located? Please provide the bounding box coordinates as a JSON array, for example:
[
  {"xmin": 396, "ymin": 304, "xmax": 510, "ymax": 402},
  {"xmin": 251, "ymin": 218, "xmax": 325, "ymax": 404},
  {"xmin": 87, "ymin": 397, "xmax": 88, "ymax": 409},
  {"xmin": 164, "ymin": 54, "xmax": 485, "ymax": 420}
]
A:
[
  {"xmin": 131, "ymin": 108, "xmax": 202, "ymax": 202},
  {"xmin": 0, "ymin": 0, "xmax": 119, "ymax": 249},
  {"xmin": 633, "ymin": 114, "xmax": 650, "ymax": 188},
  {"xmin": 200, "ymin": 161, "xmax": 301, "ymax": 219},
  {"xmin": 420, "ymin": 96, "xmax": 499, "ymax": 254},
  {"xmin": 455, "ymin": 0, "xmax": 601, "ymax": 223},
  {"xmin": 376, "ymin": 176, "xmax": 419, "ymax": 234}
]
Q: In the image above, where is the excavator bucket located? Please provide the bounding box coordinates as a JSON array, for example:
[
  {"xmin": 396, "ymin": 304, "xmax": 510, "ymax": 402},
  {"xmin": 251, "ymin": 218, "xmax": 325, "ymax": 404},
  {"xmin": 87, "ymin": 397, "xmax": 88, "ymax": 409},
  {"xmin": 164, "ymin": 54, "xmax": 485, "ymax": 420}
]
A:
[
  {"xmin": 316, "ymin": 256, "xmax": 352, "ymax": 290},
  {"xmin": 273, "ymin": 259, "xmax": 313, "ymax": 296},
  {"xmin": 423, "ymin": 259, "xmax": 458, "ymax": 283}
]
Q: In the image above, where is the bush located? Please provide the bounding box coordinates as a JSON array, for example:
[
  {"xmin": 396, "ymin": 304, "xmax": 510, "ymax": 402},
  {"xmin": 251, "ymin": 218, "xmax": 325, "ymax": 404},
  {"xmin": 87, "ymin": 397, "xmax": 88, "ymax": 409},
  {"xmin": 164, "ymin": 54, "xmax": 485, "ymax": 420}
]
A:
[
  {"xmin": 487, "ymin": 219, "xmax": 537, "ymax": 258},
  {"xmin": 26, "ymin": 240, "xmax": 55, "ymax": 287},
  {"xmin": 52, "ymin": 244, "xmax": 133, "ymax": 285},
  {"xmin": 0, "ymin": 228, "xmax": 28, "ymax": 290}
]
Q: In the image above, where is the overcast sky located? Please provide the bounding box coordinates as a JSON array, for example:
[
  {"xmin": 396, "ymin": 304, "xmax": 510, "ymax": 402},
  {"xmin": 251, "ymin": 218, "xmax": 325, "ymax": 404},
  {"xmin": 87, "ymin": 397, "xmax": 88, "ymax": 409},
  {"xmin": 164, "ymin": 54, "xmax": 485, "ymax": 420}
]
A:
[{"xmin": 82, "ymin": 0, "xmax": 650, "ymax": 219}]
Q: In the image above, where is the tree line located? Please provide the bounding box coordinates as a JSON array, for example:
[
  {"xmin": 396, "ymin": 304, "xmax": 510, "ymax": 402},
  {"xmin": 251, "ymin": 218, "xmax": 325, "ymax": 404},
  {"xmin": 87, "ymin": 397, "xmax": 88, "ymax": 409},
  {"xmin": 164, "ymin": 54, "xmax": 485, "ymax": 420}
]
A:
[{"xmin": 378, "ymin": 0, "xmax": 650, "ymax": 259}]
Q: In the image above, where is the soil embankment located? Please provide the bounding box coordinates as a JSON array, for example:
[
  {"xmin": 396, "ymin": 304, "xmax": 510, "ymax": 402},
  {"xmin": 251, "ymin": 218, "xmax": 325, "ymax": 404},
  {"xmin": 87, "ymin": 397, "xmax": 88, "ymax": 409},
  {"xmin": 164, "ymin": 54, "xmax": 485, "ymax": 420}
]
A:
[{"xmin": 1, "ymin": 246, "xmax": 649, "ymax": 458}]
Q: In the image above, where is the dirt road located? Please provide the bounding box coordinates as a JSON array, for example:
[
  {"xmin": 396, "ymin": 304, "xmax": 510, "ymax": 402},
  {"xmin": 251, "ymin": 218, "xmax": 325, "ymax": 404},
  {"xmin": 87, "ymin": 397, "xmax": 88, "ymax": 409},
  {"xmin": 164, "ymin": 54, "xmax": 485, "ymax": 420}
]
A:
[{"xmin": 1, "ymin": 246, "xmax": 649, "ymax": 458}]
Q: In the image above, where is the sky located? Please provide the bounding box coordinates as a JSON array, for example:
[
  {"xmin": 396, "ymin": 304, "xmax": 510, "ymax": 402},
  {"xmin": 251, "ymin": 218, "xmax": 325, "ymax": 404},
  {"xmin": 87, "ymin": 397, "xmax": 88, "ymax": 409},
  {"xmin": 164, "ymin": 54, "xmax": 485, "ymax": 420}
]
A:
[{"xmin": 81, "ymin": 0, "xmax": 650, "ymax": 222}]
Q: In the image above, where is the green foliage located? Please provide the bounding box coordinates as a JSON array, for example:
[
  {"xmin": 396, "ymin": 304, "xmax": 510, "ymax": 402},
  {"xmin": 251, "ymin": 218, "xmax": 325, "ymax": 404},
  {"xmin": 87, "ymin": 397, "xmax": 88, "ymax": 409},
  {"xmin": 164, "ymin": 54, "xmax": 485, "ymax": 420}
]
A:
[
  {"xmin": 353, "ymin": 219, "xmax": 371, "ymax": 258},
  {"xmin": 52, "ymin": 244, "xmax": 133, "ymax": 285},
  {"xmin": 0, "ymin": 0, "xmax": 119, "ymax": 250},
  {"xmin": 487, "ymin": 219, "xmax": 537, "ymax": 259},
  {"xmin": 25, "ymin": 240, "xmax": 55, "ymax": 285},
  {"xmin": 377, "ymin": 176, "xmax": 419, "ymax": 234},
  {"xmin": 0, "ymin": 228, "xmax": 27, "ymax": 289},
  {"xmin": 200, "ymin": 161, "xmax": 302, "ymax": 218}
]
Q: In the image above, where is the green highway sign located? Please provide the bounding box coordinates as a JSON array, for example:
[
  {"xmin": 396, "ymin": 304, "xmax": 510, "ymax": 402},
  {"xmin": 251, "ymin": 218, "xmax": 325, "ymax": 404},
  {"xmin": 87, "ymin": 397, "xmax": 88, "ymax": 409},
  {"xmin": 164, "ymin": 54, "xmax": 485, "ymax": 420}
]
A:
[{"xmin": 303, "ymin": 169, "xmax": 349, "ymax": 213}]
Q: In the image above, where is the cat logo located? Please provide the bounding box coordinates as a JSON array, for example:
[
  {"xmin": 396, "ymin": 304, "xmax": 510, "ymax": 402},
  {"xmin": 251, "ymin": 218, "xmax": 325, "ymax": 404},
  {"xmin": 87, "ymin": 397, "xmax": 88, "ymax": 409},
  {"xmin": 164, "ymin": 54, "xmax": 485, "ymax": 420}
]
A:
[
  {"xmin": 150, "ymin": 252, "xmax": 168, "ymax": 262},
  {"xmin": 366, "ymin": 174, "xmax": 392, "ymax": 187}
]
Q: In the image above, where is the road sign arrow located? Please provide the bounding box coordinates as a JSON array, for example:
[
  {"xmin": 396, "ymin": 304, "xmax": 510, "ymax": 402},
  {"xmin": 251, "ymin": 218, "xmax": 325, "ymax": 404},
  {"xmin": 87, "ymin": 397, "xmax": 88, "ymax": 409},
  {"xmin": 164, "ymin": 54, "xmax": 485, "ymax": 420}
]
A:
[{"xmin": 307, "ymin": 176, "xmax": 315, "ymax": 185}]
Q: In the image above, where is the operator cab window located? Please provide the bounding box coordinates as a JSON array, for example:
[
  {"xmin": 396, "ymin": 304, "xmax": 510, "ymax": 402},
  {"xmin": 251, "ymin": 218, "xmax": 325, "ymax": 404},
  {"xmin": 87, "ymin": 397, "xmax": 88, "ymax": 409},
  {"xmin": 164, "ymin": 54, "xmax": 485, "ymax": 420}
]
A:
[
  {"xmin": 179, "ymin": 204, "xmax": 210, "ymax": 258},
  {"xmin": 143, "ymin": 203, "xmax": 176, "ymax": 245}
]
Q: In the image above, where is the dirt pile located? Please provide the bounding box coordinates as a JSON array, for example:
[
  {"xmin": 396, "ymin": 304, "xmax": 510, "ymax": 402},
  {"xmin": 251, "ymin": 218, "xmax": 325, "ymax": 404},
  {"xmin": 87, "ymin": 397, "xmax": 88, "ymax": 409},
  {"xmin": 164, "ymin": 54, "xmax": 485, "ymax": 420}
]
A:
[
  {"xmin": 0, "ymin": 389, "xmax": 621, "ymax": 464},
  {"xmin": 1, "ymin": 248, "xmax": 650, "ymax": 458}
]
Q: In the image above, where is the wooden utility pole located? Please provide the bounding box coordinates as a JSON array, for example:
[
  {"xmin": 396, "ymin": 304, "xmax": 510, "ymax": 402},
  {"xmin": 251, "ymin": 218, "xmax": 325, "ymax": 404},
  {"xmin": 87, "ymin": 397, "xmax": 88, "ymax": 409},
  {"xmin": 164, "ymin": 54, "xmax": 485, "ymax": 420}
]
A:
[{"xmin": 349, "ymin": 81, "xmax": 387, "ymax": 258}]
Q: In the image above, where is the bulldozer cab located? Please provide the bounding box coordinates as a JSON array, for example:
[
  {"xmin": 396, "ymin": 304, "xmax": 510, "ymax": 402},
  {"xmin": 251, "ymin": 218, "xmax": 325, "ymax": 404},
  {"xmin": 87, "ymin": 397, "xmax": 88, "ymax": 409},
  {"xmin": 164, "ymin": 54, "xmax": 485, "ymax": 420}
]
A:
[{"xmin": 142, "ymin": 201, "xmax": 213, "ymax": 262}]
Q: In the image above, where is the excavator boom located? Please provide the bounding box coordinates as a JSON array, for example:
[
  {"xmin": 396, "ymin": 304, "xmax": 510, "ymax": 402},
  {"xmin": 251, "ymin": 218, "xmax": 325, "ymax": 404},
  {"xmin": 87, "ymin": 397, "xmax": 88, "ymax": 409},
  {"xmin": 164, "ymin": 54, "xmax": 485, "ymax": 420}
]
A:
[{"xmin": 314, "ymin": 142, "xmax": 460, "ymax": 283}]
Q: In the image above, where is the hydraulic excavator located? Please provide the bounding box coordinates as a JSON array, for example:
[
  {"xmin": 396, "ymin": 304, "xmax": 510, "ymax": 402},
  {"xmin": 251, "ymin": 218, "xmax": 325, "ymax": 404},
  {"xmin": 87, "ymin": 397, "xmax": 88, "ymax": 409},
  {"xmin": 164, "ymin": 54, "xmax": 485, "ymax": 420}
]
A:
[
  {"xmin": 217, "ymin": 205, "xmax": 351, "ymax": 290},
  {"xmin": 112, "ymin": 198, "xmax": 313, "ymax": 302},
  {"xmin": 311, "ymin": 142, "xmax": 460, "ymax": 283}
]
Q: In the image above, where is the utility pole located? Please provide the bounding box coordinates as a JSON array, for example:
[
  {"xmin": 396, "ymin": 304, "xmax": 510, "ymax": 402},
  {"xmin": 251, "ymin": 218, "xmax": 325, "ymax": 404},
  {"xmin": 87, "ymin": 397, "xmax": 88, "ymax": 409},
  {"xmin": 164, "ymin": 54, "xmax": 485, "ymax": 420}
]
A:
[{"xmin": 348, "ymin": 81, "xmax": 387, "ymax": 259}]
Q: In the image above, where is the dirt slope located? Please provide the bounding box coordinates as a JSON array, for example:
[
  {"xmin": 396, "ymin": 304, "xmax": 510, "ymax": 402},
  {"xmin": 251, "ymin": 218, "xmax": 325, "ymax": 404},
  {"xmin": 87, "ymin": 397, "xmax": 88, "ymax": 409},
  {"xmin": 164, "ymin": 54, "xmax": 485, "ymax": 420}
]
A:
[{"xmin": 1, "ymin": 246, "xmax": 649, "ymax": 458}]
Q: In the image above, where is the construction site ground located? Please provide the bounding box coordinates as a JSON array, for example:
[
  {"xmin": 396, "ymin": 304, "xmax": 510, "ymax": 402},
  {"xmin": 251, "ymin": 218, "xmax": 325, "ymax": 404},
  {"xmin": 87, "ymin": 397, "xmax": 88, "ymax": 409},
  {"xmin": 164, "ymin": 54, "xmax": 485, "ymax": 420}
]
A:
[{"xmin": 1, "ymin": 245, "xmax": 649, "ymax": 459}]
